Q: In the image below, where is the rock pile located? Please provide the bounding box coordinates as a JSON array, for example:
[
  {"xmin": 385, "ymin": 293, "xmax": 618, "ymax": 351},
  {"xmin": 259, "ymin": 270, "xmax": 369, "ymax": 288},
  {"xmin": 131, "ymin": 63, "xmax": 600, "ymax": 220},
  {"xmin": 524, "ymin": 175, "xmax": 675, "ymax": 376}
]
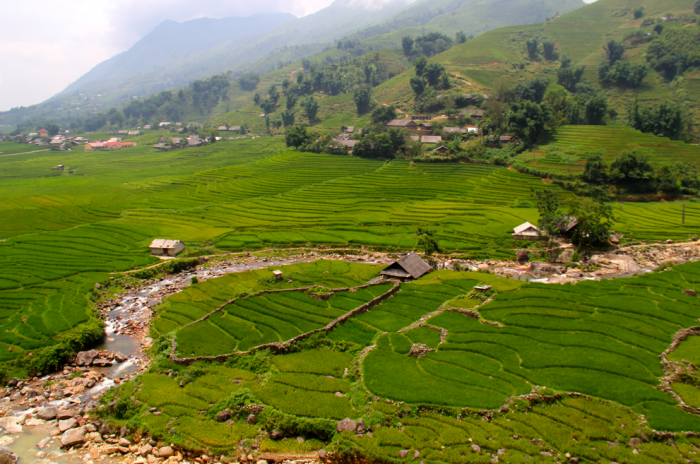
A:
[{"xmin": 408, "ymin": 343, "xmax": 435, "ymax": 358}]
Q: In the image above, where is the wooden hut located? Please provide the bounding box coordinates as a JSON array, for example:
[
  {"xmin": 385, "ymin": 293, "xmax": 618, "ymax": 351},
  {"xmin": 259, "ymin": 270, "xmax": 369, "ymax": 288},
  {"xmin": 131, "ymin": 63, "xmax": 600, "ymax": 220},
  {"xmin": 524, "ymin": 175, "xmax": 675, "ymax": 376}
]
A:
[
  {"xmin": 149, "ymin": 239, "xmax": 185, "ymax": 256},
  {"xmin": 380, "ymin": 252, "xmax": 432, "ymax": 281},
  {"xmin": 512, "ymin": 222, "xmax": 545, "ymax": 240}
]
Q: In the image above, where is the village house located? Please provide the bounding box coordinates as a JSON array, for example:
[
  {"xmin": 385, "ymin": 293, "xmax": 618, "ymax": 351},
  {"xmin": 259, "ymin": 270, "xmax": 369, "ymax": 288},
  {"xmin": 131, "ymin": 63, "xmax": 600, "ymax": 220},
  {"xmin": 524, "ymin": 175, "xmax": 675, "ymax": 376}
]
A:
[
  {"xmin": 410, "ymin": 115, "xmax": 432, "ymax": 121},
  {"xmin": 416, "ymin": 123, "xmax": 433, "ymax": 135},
  {"xmin": 149, "ymin": 239, "xmax": 185, "ymax": 257},
  {"xmin": 159, "ymin": 122, "xmax": 171, "ymax": 128},
  {"xmin": 37, "ymin": 129, "xmax": 48, "ymax": 137},
  {"xmin": 52, "ymin": 164, "xmax": 65, "ymax": 170},
  {"xmin": 128, "ymin": 131, "xmax": 140, "ymax": 136},
  {"xmin": 512, "ymin": 222, "xmax": 545, "ymax": 240},
  {"xmin": 228, "ymin": 126, "xmax": 241, "ymax": 132},
  {"xmin": 500, "ymin": 136, "xmax": 515, "ymax": 144},
  {"xmin": 218, "ymin": 125, "xmax": 228, "ymax": 131},
  {"xmin": 188, "ymin": 135, "xmax": 203, "ymax": 147},
  {"xmin": 385, "ymin": 119, "xmax": 418, "ymax": 131},
  {"xmin": 433, "ymin": 145, "xmax": 448, "ymax": 154},
  {"xmin": 154, "ymin": 143, "xmax": 170, "ymax": 151},
  {"xmin": 380, "ymin": 252, "xmax": 432, "ymax": 281},
  {"xmin": 421, "ymin": 135, "xmax": 442, "ymax": 144},
  {"xmin": 142, "ymin": 125, "xmax": 152, "ymax": 130},
  {"xmin": 410, "ymin": 135, "xmax": 420, "ymax": 142},
  {"xmin": 461, "ymin": 109, "xmax": 484, "ymax": 118},
  {"xmin": 443, "ymin": 127, "xmax": 468, "ymax": 134},
  {"xmin": 117, "ymin": 130, "xmax": 129, "ymax": 135}
]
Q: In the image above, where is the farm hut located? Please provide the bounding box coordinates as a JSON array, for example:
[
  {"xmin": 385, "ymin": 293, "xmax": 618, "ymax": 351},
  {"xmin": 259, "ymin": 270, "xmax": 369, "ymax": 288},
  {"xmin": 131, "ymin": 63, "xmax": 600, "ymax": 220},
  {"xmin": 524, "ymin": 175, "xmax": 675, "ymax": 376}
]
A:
[
  {"xmin": 228, "ymin": 126, "xmax": 241, "ymax": 132},
  {"xmin": 128, "ymin": 131, "xmax": 141, "ymax": 136},
  {"xmin": 512, "ymin": 222, "xmax": 545, "ymax": 240},
  {"xmin": 218, "ymin": 126, "xmax": 228, "ymax": 131},
  {"xmin": 153, "ymin": 143, "xmax": 170, "ymax": 151},
  {"xmin": 461, "ymin": 109, "xmax": 484, "ymax": 118},
  {"xmin": 380, "ymin": 252, "xmax": 432, "ymax": 281},
  {"xmin": 52, "ymin": 164, "xmax": 65, "ymax": 170},
  {"xmin": 37, "ymin": 129, "xmax": 49, "ymax": 137},
  {"xmin": 143, "ymin": 125, "xmax": 152, "ymax": 130},
  {"xmin": 416, "ymin": 123, "xmax": 433, "ymax": 134},
  {"xmin": 474, "ymin": 285, "xmax": 492, "ymax": 292},
  {"xmin": 117, "ymin": 130, "xmax": 128, "ymax": 135},
  {"xmin": 149, "ymin": 239, "xmax": 185, "ymax": 256},
  {"xmin": 188, "ymin": 135, "xmax": 203, "ymax": 147},
  {"xmin": 272, "ymin": 270, "xmax": 283, "ymax": 281},
  {"xmin": 345, "ymin": 126, "xmax": 354, "ymax": 133},
  {"xmin": 410, "ymin": 135, "xmax": 420, "ymax": 142},
  {"xmin": 421, "ymin": 135, "xmax": 442, "ymax": 144},
  {"xmin": 433, "ymin": 145, "xmax": 448, "ymax": 154},
  {"xmin": 560, "ymin": 216, "xmax": 579, "ymax": 238},
  {"xmin": 410, "ymin": 115, "xmax": 432, "ymax": 121},
  {"xmin": 159, "ymin": 122, "xmax": 171, "ymax": 127},
  {"xmin": 500, "ymin": 136, "xmax": 515, "ymax": 144},
  {"xmin": 385, "ymin": 119, "xmax": 418, "ymax": 131},
  {"xmin": 443, "ymin": 127, "xmax": 468, "ymax": 134}
]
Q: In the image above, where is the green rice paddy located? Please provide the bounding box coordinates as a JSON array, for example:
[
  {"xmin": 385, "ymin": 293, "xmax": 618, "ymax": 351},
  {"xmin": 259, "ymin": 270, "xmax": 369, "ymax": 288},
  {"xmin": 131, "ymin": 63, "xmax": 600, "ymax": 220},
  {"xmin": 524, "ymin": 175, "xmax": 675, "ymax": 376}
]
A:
[
  {"xmin": 515, "ymin": 125, "xmax": 700, "ymax": 177},
  {"xmin": 1, "ymin": 138, "xmax": 698, "ymax": 374}
]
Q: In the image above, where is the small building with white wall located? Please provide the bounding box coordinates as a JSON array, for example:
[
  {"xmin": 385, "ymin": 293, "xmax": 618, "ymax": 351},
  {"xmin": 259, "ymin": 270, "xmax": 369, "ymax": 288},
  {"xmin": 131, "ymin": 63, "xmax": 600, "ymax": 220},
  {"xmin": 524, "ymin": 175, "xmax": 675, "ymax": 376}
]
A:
[{"xmin": 149, "ymin": 239, "xmax": 185, "ymax": 256}]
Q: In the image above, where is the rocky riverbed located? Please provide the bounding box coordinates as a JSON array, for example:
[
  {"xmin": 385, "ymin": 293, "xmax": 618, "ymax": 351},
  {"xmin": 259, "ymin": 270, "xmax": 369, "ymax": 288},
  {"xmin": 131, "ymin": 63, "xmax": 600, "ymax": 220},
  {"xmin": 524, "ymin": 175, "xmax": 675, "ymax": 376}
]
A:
[{"xmin": 1, "ymin": 242, "xmax": 699, "ymax": 464}]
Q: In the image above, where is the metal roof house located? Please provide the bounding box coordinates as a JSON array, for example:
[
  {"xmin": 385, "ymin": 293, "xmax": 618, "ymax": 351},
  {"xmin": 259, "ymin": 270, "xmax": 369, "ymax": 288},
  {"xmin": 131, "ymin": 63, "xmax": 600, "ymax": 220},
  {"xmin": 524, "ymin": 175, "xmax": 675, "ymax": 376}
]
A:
[
  {"xmin": 385, "ymin": 119, "xmax": 418, "ymax": 129},
  {"xmin": 512, "ymin": 222, "xmax": 545, "ymax": 240},
  {"xmin": 149, "ymin": 239, "xmax": 185, "ymax": 256},
  {"xmin": 421, "ymin": 135, "xmax": 442, "ymax": 144},
  {"xmin": 380, "ymin": 252, "xmax": 432, "ymax": 281}
]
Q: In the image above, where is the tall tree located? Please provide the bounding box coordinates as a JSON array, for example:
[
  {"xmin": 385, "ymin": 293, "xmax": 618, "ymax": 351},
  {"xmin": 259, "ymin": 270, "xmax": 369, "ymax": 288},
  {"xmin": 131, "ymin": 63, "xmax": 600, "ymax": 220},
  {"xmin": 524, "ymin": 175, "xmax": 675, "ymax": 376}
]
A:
[
  {"xmin": 604, "ymin": 40, "xmax": 626, "ymax": 65},
  {"xmin": 301, "ymin": 97, "xmax": 319, "ymax": 123},
  {"xmin": 414, "ymin": 56, "xmax": 428, "ymax": 76},
  {"xmin": 402, "ymin": 36, "xmax": 414, "ymax": 56},
  {"xmin": 581, "ymin": 154, "xmax": 608, "ymax": 184},
  {"xmin": 353, "ymin": 87, "xmax": 372, "ymax": 115},
  {"xmin": 526, "ymin": 38, "xmax": 539, "ymax": 60},
  {"xmin": 410, "ymin": 76, "xmax": 425, "ymax": 96}
]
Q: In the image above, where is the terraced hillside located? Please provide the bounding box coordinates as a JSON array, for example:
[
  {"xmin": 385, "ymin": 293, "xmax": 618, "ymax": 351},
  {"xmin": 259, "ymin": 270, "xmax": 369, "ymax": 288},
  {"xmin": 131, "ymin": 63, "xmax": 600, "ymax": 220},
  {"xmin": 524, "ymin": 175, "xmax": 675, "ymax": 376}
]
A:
[
  {"xmin": 103, "ymin": 261, "xmax": 700, "ymax": 460},
  {"xmin": 1, "ymin": 141, "xmax": 698, "ymax": 376},
  {"xmin": 514, "ymin": 125, "xmax": 700, "ymax": 176}
]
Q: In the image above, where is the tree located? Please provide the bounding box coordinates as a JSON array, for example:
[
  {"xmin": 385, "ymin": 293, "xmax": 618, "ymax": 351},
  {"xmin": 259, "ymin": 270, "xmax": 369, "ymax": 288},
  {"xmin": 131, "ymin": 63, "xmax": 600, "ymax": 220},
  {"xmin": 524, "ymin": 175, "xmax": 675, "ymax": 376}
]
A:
[
  {"xmin": 584, "ymin": 96, "xmax": 608, "ymax": 125},
  {"xmin": 514, "ymin": 77, "xmax": 549, "ymax": 103},
  {"xmin": 542, "ymin": 40, "xmax": 558, "ymax": 61},
  {"xmin": 424, "ymin": 63, "xmax": 445, "ymax": 87},
  {"xmin": 353, "ymin": 132, "xmax": 393, "ymax": 159},
  {"xmin": 268, "ymin": 85, "xmax": 279, "ymax": 104},
  {"xmin": 526, "ymin": 38, "xmax": 539, "ymax": 60},
  {"xmin": 657, "ymin": 165, "xmax": 682, "ymax": 195},
  {"xmin": 410, "ymin": 76, "xmax": 425, "ymax": 96},
  {"xmin": 265, "ymin": 116, "xmax": 271, "ymax": 133},
  {"xmin": 253, "ymin": 93, "xmax": 261, "ymax": 105},
  {"xmin": 556, "ymin": 55, "xmax": 585, "ymax": 92},
  {"xmin": 633, "ymin": 7, "xmax": 645, "ymax": 19},
  {"xmin": 628, "ymin": 100, "xmax": 685, "ymax": 140},
  {"xmin": 281, "ymin": 110, "xmax": 295, "ymax": 127},
  {"xmin": 108, "ymin": 110, "xmax": 125, "ymax": 127},
  {"xmin": 402, "ymin": 36, "xmax": 414, "ymax": 56},
  {"xmin": 414, "ymin": 56, "xmax": 428, "ymax": 77},
  {"xmin": 416, "ymin": 228, "xmax": 441, "ymax": 256},
  {"xmin": 531, "ymin": 188, "xmax": 566, "ymax": 238},
  {"xmin": 301, "ymin": 97, "xmax": 319, "ymax": 123},
  {"xmin": 178, "ymin": 89, "xmax": 185, "ymax": 100},
  {"xmin": 567, "ymin": 197, "xmax": 615, "ymax": 247},
  {"xmin": 286, "ymin": 94, "xmax": 297, "ymax": 110},
  {"xmin": 696, "ymin": 0, "xmax": 700, "ymax": 15},
  {"xmin": 353, "ymin": 87, "xmax": 372, "ymax": 115},
  {"xmin": 370, "ymin": 106, "xmax": 397, "ymax": 124},
  {"xmin": 507, "ymin": 100, "xmax": 551, "ymax": 145},
  {"xmin": 296, "ymin": 71, "xmax": 304, "ymax": 84},
  {"xmin": 609, "ymin": 150, "xmax": 656, "ymax": 192},
  {"xmin": 285, "ymin": 125, "xmax": 310, "ymax": 147},
  {"xmin": 302, "ymin": 59, "xmax": 312, "ymax": 70},
  {"xmin": 604, "ymin": 40, "xmax": 626, "ymax": 66},
  {"xmin": 47, "ymin": 124, "xmax": 59, "ymax": 136},
  {"xmin": 455, "ymin": 32, "xmax": 468, "ymax": 44},
  {"xmin": 599, "ymin": 61, "xmax": 648, "ymax": 88},
  {"xmin": 239, "ymin": 73, "xmax": 260, "ymax": 91},
  {"xmin": 492, "ymin": 77, "xmax": 513, "ymax": 102},
  {"xmin": 581, "ymin": 154, "xmax": 608, "ymax": 184}
]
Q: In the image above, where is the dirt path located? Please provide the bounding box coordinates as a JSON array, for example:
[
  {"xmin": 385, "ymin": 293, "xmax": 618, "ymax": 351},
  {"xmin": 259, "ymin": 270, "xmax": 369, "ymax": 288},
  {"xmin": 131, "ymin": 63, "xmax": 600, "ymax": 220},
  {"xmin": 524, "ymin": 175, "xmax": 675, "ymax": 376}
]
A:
[{"xmin": 0, "ymin": 149, "xmax": 50, "ymax": 156}]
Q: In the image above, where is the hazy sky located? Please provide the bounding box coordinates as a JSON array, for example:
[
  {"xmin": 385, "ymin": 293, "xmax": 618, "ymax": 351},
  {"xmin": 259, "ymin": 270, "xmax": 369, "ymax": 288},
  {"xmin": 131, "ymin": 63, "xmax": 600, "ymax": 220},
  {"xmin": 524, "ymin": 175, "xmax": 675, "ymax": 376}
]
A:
[{"xmin": 0, "ymin": 0, "xmax": 336, "ymax": 112}]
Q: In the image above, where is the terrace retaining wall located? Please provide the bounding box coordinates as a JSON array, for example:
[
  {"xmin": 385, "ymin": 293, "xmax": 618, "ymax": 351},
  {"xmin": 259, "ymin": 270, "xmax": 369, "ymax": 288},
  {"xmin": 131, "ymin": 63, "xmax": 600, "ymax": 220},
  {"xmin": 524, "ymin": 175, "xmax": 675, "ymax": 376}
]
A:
[{"xmin": 170, "ymin": 280, "xmax": 401, "ymax": 364}]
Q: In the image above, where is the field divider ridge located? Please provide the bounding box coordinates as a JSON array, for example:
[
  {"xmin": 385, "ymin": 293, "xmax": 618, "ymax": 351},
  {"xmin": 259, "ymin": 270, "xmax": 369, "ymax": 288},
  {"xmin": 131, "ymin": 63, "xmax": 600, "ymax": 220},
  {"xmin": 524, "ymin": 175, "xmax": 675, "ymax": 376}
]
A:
[{"xmin": 169, "ymin": 280, "xmax": 401, "ymax": 364}]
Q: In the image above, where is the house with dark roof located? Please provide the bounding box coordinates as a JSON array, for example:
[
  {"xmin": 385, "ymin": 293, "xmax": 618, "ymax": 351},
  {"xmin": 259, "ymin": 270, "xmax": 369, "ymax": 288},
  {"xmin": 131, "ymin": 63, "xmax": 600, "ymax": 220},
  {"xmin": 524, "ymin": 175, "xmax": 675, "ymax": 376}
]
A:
[
  {"xmin": 385, "ymin": 119, "xmax": 418, "ymax": 130},
  {"xmin": 380, "ymin": 252, "xmax": 432, "ymax": 281},
  {"xmin": 421, "ymin": 135, "xmax": 442, "ymax": 144},
  {"xmin": 433, "ymin": 145, "xmax": 448, "ymax": 154}
]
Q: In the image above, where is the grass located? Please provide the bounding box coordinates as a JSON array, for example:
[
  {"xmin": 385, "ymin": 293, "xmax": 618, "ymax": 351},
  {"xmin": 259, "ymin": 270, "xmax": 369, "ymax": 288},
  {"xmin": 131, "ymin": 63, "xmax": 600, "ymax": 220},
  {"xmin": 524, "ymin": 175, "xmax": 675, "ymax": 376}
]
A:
[
  {"xmin": 668, "ymin": 336, "xmax": 700, "ymax": 366},
  {"xmin": 514, "ymin": 125, "xmax": 700, "ymax": 177}
]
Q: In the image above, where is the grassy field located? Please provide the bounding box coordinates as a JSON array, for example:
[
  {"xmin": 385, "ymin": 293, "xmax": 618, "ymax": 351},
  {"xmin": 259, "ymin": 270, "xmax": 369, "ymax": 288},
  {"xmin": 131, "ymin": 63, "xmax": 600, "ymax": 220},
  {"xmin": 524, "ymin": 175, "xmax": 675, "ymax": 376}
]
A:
[
  {"xmin": 98, "ymin": 260, "xmax": 700, "ymax": 460},
  {"xmin": 514, "ymin": 125, "xmax": 700, "ymax": 177},
  {"xmin": 1, "ymin": 138, "xmax": 699, "ymax": 375}
]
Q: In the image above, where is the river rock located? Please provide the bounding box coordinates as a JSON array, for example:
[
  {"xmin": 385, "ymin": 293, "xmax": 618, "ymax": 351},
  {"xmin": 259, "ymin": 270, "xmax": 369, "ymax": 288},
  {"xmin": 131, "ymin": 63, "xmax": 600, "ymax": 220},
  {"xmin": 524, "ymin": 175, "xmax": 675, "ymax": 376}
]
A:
[
  {"xmin": 629, "ymin": 438, "xmax": 642, "ymax": 447},
  {"xmin": 103, "ymin": 445, "xmax": 119, "ymax": 455},
  {"xmin": 140, "ymin": 444, "xmax": 153, "ymax": 456},
  {"xmin": 471, "ymin": 444, "xmax": 481, "ymax": 453},
  {"xmin": 92, "ymin": 358, "xmax": 114, "ymax": 367},
  {"xmin": 61, "ymin": 428, "xmax": 85, "ymax": 447},
  {"xmin": 56, "ymin": 409, "xmax": 74, "ymax": 420},
  {"xmin": 516, "ymin": 249, "xmax": 529, "ymax": 264},
  {"xmin": 119, "ymin": 437, "xmax": 131, "ymax": 447},
  {"xmin": 114, "ymin": 352, "xmax": 128, "ymax": 362},
  {"xmin": 270, "ymin": 429, "xmax": 283, "ymax": 440},
  {"xmin": 59, "ymin": 418, "xmax": 78, "ymax": 432},
  {"xmin": 75, "ymin": 350, "xmax": 99, "ymax": 366},
  {"xmin": 0, "ymin": 417, "xmax": 22, "ymax": 434},
  {"xmin": 246, "ymin": 414, "xmax": 257, "ymax": 425},
  {"xmin": 37, "ymin": 406, "xmax": 58, "ymax": 420},
  {"xmin": 0, "ymin": 446, "xmax": 18, "ymax": 464},
  {"xmin": 399, "ymin": 450, "xmax": 409, "ymax": 458},
  {"xmin": 529, "ymin": 262, "xmax": 564, "ymax": 278},
  {"xmin": 158, "ymin": 446, "xmax": 174, "ymax": 458},
  {"xmin": 216, "ymin": 409, "xmax": 232, "ymax": 422},
  {"xmin": 590, "ymin": 254, "xmax": 640, "ymax": 273},
  {"xmin": 413, "ymin": 450, "xmax": 421, "ymax": 460},
  {"xmin": 337, "ymin": 418, "xmax": 357, "ymax": 433}
]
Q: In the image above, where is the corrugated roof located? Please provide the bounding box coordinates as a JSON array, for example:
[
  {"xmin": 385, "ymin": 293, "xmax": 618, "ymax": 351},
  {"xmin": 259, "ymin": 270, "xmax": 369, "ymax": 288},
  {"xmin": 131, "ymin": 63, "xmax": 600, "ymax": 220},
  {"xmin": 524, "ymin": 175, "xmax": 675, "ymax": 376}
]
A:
[
  {"xmin": 421, "ymin": 136, "xmax": 442, "ymax": 144},
  {"xmin": 380, "ymin": 252, "xmax": 432, "ymax": 279},
  {"xmin": 513, "ymin": 222, "xmax": 539, "ymax": 235},
  {"xmin": 386, "ymin": 119, "xmax": 416, "ymax": 127},
  {"xmin": 149, "ymin": 239, "xmax": 182, "ymax": 249}
]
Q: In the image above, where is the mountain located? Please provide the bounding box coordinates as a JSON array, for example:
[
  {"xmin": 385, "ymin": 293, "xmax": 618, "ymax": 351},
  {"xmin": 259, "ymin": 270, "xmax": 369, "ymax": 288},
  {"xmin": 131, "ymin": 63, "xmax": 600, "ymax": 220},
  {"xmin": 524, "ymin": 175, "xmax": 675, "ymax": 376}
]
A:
[{"xmin": 59, "ymin": 13, "xmax": 296, "ymax": 96}]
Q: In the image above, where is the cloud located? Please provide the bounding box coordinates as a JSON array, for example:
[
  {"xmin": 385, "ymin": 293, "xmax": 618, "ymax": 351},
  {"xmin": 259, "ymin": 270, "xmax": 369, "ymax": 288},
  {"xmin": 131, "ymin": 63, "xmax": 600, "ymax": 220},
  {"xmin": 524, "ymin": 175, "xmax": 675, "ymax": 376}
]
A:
[{"xmin": 0, "ymin": 0, "xmax": 337, "ymax": 112}]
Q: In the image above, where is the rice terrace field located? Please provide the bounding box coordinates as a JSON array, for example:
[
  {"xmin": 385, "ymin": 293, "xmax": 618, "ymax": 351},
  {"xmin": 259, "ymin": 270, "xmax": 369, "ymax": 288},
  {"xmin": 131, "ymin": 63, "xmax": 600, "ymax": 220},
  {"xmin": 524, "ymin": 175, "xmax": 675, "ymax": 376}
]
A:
[{"xmin": 2, "ymin": 139, "xmax": 700, "ymax": 462}]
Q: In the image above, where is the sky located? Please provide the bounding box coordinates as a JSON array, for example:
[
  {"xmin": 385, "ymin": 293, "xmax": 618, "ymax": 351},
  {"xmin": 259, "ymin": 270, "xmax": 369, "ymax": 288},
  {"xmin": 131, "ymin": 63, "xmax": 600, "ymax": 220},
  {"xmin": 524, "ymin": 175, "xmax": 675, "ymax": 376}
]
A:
[{"xmin": 0, "ymin": 0, "xmax": 337, "ymax": 112}]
